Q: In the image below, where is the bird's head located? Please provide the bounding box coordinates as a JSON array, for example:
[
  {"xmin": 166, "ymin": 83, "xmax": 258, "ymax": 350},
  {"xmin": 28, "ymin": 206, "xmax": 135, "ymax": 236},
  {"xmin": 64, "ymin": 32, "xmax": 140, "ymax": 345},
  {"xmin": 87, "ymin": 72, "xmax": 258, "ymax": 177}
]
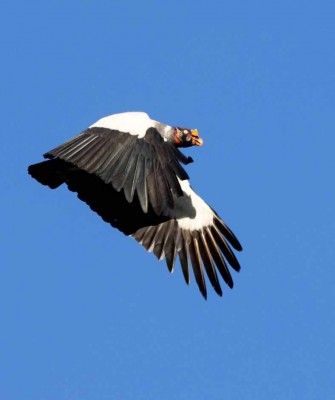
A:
[{"xmin": 173, "ymin": 127, "xmax": 204, "ymax": 148}]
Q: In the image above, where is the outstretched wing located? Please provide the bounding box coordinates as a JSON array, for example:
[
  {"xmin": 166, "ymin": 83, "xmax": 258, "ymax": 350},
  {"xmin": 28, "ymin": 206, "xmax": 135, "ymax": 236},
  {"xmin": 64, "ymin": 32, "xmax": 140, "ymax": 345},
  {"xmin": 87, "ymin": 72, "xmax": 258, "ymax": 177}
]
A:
[
  {"xmin": 132, "ymin": 180, "xmax": 242, "ymax": 298},
  {"xmin": 44, "ymin": 127, "xmax": 193, "ymax": 215}
]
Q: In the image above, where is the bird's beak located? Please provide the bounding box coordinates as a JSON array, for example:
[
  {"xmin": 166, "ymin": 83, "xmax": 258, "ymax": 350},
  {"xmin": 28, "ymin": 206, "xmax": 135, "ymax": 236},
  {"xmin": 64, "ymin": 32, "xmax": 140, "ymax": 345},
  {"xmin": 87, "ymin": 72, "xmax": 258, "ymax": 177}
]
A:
[{"xmin": 191, "ymin": 129, "xmax": 203, "ymax": 146}]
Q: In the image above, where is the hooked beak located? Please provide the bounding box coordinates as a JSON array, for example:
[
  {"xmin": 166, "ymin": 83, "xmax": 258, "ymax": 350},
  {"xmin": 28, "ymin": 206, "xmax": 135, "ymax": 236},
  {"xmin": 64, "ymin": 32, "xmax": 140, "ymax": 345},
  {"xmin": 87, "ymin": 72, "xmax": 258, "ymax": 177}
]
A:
[{"xmin": 191, "ymin": 129, "xmax": 204, "ymax": 146}]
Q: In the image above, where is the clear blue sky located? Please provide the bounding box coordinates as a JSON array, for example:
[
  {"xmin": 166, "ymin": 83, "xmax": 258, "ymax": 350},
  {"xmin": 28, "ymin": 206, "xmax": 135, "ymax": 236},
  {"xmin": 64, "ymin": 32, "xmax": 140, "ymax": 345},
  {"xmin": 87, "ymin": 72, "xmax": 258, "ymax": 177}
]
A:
[{"xmin": 1, "ymin": 1, "xmax": 334, "ymax": 399}]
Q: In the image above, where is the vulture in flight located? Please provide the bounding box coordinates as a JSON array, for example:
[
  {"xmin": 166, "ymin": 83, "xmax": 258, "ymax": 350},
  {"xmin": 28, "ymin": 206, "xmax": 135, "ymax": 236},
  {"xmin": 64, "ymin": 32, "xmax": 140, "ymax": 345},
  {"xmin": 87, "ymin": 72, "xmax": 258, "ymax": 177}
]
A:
[{"xmin": 28, "ymin": 112, "xmax": 242, "ymax": 298}]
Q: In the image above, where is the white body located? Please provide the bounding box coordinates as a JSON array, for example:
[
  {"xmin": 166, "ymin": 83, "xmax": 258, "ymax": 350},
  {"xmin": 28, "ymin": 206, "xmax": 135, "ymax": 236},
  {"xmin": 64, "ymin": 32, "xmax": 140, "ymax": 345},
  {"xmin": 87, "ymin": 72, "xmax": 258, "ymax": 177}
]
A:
[{"xmin": 90, "ymin": 111, "xmax": 154, "ymax": 138}]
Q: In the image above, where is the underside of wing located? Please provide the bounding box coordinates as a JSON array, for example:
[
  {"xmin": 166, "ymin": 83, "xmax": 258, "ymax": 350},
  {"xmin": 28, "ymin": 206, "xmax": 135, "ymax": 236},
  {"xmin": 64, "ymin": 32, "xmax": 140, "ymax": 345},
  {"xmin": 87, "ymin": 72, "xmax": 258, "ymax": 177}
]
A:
[{"xmin": 132, "ymin": 214, "xmax": 242, "ymax": 299}]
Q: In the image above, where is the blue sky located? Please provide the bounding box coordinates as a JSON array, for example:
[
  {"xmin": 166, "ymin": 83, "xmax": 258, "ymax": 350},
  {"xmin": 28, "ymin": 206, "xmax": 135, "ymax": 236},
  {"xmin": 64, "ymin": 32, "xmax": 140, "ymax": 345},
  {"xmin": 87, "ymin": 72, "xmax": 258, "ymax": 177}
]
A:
[{"xmin": 1, "ymin": 1, "xmax": 334, "ymax": 399}]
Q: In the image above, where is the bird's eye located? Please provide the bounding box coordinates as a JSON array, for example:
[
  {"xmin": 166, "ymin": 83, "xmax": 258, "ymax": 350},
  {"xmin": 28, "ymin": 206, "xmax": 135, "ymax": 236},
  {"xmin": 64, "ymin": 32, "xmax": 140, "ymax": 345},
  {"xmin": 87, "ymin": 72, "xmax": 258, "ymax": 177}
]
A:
[{"xmin": 183, "ymin": 129, "xmax": 188, "ymax": 134}]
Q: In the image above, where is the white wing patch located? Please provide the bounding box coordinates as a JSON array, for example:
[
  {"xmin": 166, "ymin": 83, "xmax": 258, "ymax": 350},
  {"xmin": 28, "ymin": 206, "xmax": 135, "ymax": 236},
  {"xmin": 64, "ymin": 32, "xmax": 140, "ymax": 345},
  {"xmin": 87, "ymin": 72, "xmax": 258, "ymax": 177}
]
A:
[
  {"xmin": 172, "ymin": 179, "xmax": 214, "ymax": 231},
  {"xmin": 90, "ymin": 111, "xmax": 154, "ymax": 138}
]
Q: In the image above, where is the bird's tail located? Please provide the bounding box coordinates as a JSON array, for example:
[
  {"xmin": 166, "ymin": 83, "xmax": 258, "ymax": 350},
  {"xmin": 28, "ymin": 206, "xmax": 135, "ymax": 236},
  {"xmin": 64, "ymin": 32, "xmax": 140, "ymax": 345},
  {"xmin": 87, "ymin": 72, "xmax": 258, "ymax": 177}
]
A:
[{"xmin": 28, "ymin": 158, "xmax": 69, "ymax": 189}]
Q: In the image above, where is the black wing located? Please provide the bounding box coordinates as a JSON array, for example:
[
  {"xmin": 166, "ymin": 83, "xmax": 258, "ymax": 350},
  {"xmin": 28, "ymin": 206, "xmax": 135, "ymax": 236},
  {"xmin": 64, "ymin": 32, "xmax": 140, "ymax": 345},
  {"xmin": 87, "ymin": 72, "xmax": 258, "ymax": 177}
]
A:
[{"xmin": 44, "ymin": 127, "xmax": 193, "ymax": 215}]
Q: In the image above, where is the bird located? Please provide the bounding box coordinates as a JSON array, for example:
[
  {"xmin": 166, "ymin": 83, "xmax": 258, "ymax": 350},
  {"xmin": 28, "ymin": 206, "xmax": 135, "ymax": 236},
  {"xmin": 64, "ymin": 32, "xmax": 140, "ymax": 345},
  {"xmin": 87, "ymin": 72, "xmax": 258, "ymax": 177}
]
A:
[{"xmin": 28, "ymin": 111, "xmax": 242, "ymax": 299}]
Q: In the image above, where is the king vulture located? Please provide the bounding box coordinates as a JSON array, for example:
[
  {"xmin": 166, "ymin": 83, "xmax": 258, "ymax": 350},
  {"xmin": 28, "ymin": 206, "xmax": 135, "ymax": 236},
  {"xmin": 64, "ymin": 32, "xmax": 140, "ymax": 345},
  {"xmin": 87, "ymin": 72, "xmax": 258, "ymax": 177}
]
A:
[{"xmin": 28, "ymin": 111, "xmax": 242, "ymax": 299}]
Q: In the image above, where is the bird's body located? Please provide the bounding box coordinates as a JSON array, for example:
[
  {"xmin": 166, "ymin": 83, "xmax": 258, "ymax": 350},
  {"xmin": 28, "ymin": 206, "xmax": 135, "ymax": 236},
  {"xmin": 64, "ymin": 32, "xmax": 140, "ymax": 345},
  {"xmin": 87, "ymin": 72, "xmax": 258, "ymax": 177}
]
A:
[{"xmin": 28, "ymin": 111, "xmax": 242, "ymax": 298}]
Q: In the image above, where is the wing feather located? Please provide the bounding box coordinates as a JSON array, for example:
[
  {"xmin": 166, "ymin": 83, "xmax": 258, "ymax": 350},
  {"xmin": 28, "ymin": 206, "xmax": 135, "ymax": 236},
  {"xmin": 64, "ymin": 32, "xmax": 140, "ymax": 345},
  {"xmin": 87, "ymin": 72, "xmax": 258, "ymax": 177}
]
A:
[
  {"xmin": 189, "ymin": 234, "xmax": 207, "ymax": 299},
  {"xmin": 147, "ymin": 166, "xmax": 161, "ymax": 215},
  {"xmin": 163, "ymin": 221, "xmax": 177, "ymax": 272},
  {"xmin": 97, "ymin": 138, "xmax": 133, "ymax": 179},
  {"xmin": 111, "ymin": 146, "xmax": 135, "ymax": 191},
  {"xmin": 178, "ymin": 240, "xmax": 190, "ymax": 285},
  {"xmin": 141, "ymin": 226, "xmax": 157, "ymax": 252},
  {"xmin": 80, "ymin": 137, "xmax": 112, "ymax": 171},
  {"xmin": 68, "ymin": 137, "xmax": 105, "ymax": 166},
  {"xmin": 213, "ymin": 214, "xmax": 243, "ymax": 251},
  {"xmin": 211, "ymin": 224, "xmax": 241, "ymax": 271},
  {"xmin": 152, "ymin": 223, "xmax": 168, "ymax": 260},
  {"xmin": 136, "ymin": 155, "xmax": 148, "ymax": 213},
  {"xmin": 45, "ymin": 134, "xmax": 95, "ymax": 159},
  {"xmin": 206, "ymin": 228, "xmax": 234, "ymax": 288},
  {"xmin": 198, "ymin": 232, "xmax": 222, "ymax": 296},
  {"xmin": 123, "ymin": 150, "xmax": 141, "ymax": 203}
]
